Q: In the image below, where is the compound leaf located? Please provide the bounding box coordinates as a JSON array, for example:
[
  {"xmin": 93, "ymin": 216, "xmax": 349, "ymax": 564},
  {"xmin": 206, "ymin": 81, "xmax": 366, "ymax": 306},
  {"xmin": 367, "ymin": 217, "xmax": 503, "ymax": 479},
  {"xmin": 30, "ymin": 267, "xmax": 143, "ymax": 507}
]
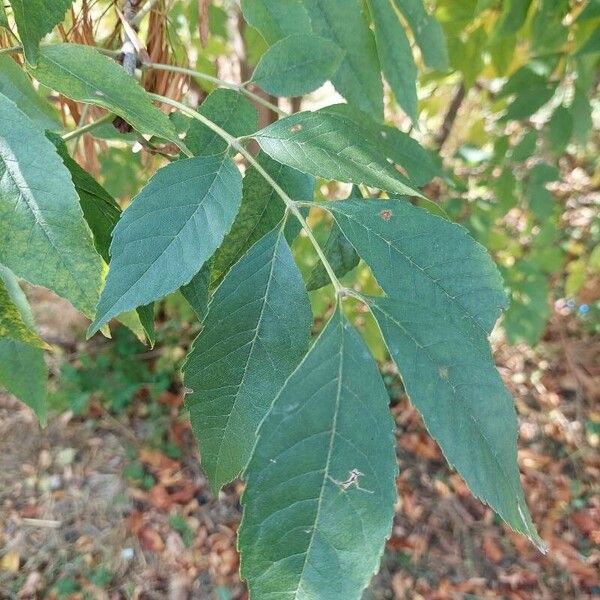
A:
[
  {"xmin": 30, "ymin": 44, "xmax": 181, "ymax": 147},
  {"xmin": 8, "ymin": 0, "xmax": 73, "ymax": 65},
  {"xmin": 239, "ymin": 307, "xmax": 397, "ymax": 599},
  {"xmin": 183, "ymin": 227, "xmax": 312, "ymax": 492},
  {"xmin": 369, "ymin": 296, "xmax": 543, "ymax": 549},
  {"xmin": 0, "ymin": 94, "xmax": 103, "ymax": 318},
  {"xmin": 254, "ymin": 109, "xmax": 422, "ymax": 197},
  {"xmin": 90, "ymin": 154, "xmax": 242, "ymax": 334},
  {"xmin": 252, "ymin": 33, "xmax": 344, "ymax": 97}
]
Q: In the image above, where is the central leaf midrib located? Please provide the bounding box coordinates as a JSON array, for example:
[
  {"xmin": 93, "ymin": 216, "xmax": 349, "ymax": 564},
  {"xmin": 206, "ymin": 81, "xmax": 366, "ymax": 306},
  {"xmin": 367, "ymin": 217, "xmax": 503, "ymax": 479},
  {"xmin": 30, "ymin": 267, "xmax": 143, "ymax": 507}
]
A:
[
  {"xmin": 213, "ymin": 228, "xmax": 284, "ymax": 485},
  {"xmin": 294, "ymin": 318, "xmax": 345, "ymax": 598}
]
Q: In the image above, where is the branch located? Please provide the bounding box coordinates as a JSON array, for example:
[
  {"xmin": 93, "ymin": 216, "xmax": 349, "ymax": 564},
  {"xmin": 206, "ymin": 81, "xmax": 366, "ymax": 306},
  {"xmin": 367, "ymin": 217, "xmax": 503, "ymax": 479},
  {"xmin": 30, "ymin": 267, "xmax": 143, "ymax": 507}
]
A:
[
  {"xmin": 144, "ymin": 61, "xmax": 288, "ymax": 117},
  {"xmin": 435, "ymin": 82, "xmax": 466, "ymax": 151}
]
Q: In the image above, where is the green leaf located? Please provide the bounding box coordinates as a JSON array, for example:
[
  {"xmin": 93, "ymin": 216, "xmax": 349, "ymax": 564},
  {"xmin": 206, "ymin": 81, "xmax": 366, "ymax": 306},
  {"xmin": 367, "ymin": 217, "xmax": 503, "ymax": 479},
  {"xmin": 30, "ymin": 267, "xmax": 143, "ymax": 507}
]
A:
[
  {"xmin": 181, "ymin": 259, "xmax": 213, "ymax": 322},
  {"xmin": 502, "ymin": 262, "xmax": 550, "ymax": 346},
  {"xmin": 368, "ymin": 0, "xmax": 418, "ymax": 123},
  {"xmin": 307, "ymin": 187, "xmax": 361, "ymax": 292},
  {"xmin": 51, "ymin": 136, "xmax": 121, "ymax": 264},
  {"xmin": 51, "ymin": 135, "xmax": 155, "ymax": 345},
  {"xmin": 0, "ymin": 338, "xmax": 47, "ymax": 423},
  {"xmin": 392, "ymin": 0, "xmax": 449, "ymax": 71},
  {"xmin": 89, "ymin": 154, "xmax": 242, "ymax": 335},
  {"xmin": 30, "ymin": 44, "xmax": 181, "ymax": 148},
  {"xmin": 0, "ymin": 55, "xmax": 59, "ymax": 130},
  {"xmin": 0, "ymin": 266, "xmax": 47, "ymax": 424},
  {"xmin": 241, "ymin": 0, "xmax": 313, "ymax": 44},
  {"xmin": 576, "ymin": 27, "xmax": 600, "ymax": 55},
  {"xmin": 322, "ymin": 103, "xmax": 439, "ymax": 188},
  {"xmin": 378, "ymin": 124, "xmax": 440, "ymax": 187},
  {"xmin": 0, "ymin": 278, "xmax": 46, "ymax": 348},
  {"xmin": 307, "ymin": 222, "xmax": 359, "ymax": 291},
  {"xmin": 495, "ymin": 0, "xmax": 533, "ymax": 36},
  {"xmin": 8, "ymin": 0, "xmax": 73, "ymax": 65},
  {"xmin": 576, "ymin": 0, "xmax": 600, "ymax": 21},
  {"xmin": 510, "ymin": 130, "xmax": 537, "ymax": 162},
  {"xmin": 494, "ymin": 168, "xmax": 518, "ymax": 213},
  {"xmin": 448, "ymin": 25, "xmax": 487, "ymax": 89},
  {"xmin": 0, "ymin": 93, "xmax": 103, "ymax": 318},
  {"xmin": 547, "ymin": 105, "xmax": 573, "ymax": 154},
  {"xmin": 325, "ymin": 199, "xmax": 507, "ymax": 334},
  {"xmin": 135, "ymin": 304, "xmax": 156, "ymax": 346},
  {"xmin": 526, "ymin": 163, "xmax": 558, "ymax": 221},
  {"xmin": 0, "ymin": 3, "xmax": 8, "ymax": 28},
  {"xmin": 239, "ymin": 308, "xmax": 397, "ymax": 599},
  {"xmin": 254, "ymin": 109, "xmax": 422, "ymax": 197},
  {"xmin": 499, "ymin": 66, "xmax": 556, "ymax": 121},
  {"xmin": 183, "ymin": 227, "xmax": 312, "ymax": 492},
  {"xmin": 504, "ymin": 87, "xmax": 556, "ymax": 121},
  {"xmin": 213, "ymin": 152, "xmax": 314, "ymax": 282},
  {"xmin": 570, "ymin": 87, "xmax": 593, "ymax": 145},
  {"xmin": 300, "ymin": 0, "xmax": 384, "ymax": 118},
  {"xmin": 186, "ymin": 89, "xmax": 258, "ymax": 157},
  {"xmin": 252, "ymin": 33, "xmax": 344, "ymax": 97},
  {"xmin": 368, "ymin": 296, "xmax": 543, "ymax": 549}
]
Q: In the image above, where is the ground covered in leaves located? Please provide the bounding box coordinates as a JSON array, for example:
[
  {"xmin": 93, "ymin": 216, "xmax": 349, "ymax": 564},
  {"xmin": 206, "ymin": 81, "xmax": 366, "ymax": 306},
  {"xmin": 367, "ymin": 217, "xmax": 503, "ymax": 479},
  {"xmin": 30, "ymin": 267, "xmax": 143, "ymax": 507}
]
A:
[{"xmin": 0, "ymin": 294, "xmax": 598, "ymax": 600}]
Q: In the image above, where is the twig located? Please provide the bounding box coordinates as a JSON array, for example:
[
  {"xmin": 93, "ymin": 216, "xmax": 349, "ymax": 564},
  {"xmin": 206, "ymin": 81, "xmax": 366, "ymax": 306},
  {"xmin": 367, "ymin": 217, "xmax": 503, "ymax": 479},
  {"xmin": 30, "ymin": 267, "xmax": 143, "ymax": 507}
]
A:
[
  {"xmin": 21, "ymin": 518, "xmax": 62, "ymax": 528},
  {"xmin": 144, "ymin": 62, "xmax": 288, "ymax": 117},
  {"xmin": 436, "ymin": 82, "xmax": 466, "ymax": 151},
  {"xmin": 61, "ymin": 113, "xmax": 114, "ymax": 141}
]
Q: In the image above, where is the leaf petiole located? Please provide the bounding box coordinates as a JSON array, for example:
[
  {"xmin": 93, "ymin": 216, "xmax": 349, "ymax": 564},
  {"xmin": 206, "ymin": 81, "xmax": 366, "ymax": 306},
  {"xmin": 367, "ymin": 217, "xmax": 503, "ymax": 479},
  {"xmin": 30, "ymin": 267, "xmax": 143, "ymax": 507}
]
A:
[
  {"xmin": 144, "ymin": 62, "xmax": 288, "ymax": 117},
  {"xmin": 61, "ymin": 113, "xmax": 114, "ymax": 142}
]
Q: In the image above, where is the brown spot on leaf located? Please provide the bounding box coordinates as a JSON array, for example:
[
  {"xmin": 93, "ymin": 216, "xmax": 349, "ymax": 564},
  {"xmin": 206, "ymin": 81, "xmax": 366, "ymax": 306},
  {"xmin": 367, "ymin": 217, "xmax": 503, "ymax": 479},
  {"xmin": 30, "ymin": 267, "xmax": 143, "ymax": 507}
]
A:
[
  {"xmin": 290, "ymin": 124, "xmax": 303, "ymax": 133},
  {"xmin": 438, "ymin": 366, "xmax": 449, "ymax": 380},
  {"xmin": 380, "ymin": 209, "xmax": 393, "ymax": 221}
]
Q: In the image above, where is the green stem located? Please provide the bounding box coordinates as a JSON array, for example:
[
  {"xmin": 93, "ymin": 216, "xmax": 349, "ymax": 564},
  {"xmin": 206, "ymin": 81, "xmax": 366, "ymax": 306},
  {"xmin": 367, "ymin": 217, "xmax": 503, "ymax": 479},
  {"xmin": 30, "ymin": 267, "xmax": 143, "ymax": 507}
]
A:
[
  {"xmin": 61, "ymin": 113, "xmax": 114, "ymax": 141},
  {"xmin": 149, "ymin": 93, "xmax": 343, "ymax": 294},
  {"xmin": 144, "ymin": 62, "xmax": 288, "ymax": 117}
]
